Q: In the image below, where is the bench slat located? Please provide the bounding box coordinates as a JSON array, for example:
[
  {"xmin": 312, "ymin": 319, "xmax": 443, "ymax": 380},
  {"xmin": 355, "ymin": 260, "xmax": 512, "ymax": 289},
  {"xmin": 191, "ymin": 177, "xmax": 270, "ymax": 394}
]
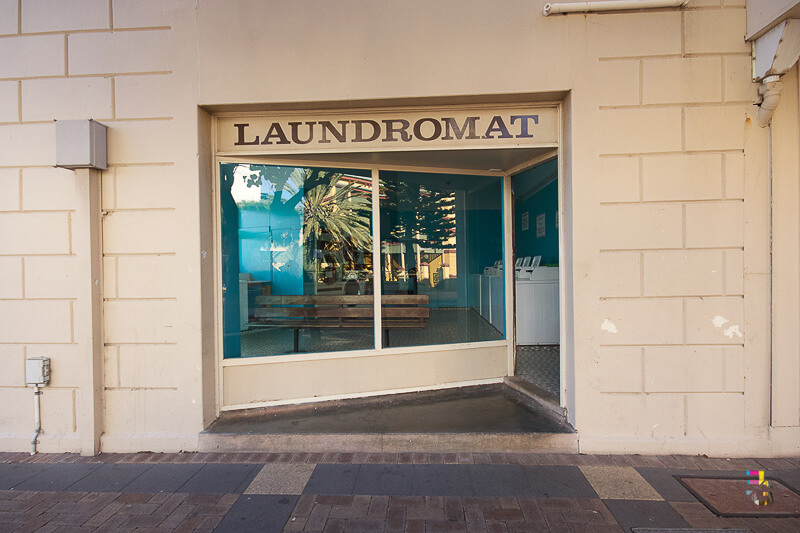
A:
[
  {"xmin": 254, "ymin": 307, "xmax": 429, "ymax": 319},
  {"xmin": 255, "ymin": 307, "xmax": 373, "ymax": 318},
  {"xmin": 254, "ymin": 294, "xmax": 429, "ymax": 306},
  {"xmin": 250, "ymin": 319, "xmax": 426, "ymax": 328}
]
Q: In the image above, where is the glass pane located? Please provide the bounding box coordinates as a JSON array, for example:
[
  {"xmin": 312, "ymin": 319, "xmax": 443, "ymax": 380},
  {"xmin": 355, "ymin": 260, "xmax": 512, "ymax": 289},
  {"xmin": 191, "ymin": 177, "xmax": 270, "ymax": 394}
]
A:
[
  {"xmin": 379, "ymin": 170, "xmax": 505, "ymax": 348},
  {"xmin": 220, "ymin": 163, "xmax": 374, "ymax": 358}
]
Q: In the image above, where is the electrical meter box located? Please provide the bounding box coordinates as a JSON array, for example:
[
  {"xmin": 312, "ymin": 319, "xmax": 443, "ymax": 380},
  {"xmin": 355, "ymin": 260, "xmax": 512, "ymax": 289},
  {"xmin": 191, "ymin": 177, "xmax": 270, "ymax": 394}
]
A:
[
  {"xmin": 55, "ymin": 119, "xmax": 108, "ymax": 170},
  {"xmin": 26, "ymin": 357, "xmax": 50, "ymax": 386}
]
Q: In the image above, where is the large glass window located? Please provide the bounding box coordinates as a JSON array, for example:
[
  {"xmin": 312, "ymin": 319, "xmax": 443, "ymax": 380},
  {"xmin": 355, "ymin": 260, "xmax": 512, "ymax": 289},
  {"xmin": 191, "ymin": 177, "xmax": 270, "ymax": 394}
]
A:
[
  {"xmin": 220, "ymin": 163, "xmax": 505, "ymax": 358},
  {"xmin": 220, "ymin": 163, "xmax": 374, "ymax": 358},
  {"xmin": 379, "ymin": 170, "xmax": 505, "ymax": 347}
]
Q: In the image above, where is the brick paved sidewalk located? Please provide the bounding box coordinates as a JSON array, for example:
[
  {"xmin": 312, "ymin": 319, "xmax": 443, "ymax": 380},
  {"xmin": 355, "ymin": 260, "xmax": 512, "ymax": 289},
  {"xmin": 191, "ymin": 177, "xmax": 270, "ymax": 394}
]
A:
[{"xmin": 0, "ymin": 452, "xmax": 798, "ymax": 532}]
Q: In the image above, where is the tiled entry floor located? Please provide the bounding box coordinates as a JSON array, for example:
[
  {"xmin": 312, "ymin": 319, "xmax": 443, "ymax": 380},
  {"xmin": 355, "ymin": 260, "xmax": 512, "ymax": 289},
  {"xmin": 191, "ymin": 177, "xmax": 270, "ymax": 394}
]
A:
[
  {"xmin": 516, "ymin": 344, "xmax": 560, "ymax": 399},
  {"xmin": 1, "ymin": 452, "xmax": 800, "ymax": 532}
]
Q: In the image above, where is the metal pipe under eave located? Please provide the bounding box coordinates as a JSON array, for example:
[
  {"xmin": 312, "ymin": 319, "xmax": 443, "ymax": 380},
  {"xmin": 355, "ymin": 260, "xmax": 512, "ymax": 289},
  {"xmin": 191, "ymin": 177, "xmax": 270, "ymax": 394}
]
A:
[{"xmin": 543, "ymin": 0, "xmax": 687, "ymax": 16}]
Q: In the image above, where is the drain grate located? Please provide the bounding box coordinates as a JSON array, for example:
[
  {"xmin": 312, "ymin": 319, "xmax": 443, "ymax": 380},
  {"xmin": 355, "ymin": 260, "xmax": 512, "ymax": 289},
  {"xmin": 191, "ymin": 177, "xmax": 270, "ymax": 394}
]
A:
[{"xmin": 677, "ymin": 476, "xmax": 800, "ymax": 518}]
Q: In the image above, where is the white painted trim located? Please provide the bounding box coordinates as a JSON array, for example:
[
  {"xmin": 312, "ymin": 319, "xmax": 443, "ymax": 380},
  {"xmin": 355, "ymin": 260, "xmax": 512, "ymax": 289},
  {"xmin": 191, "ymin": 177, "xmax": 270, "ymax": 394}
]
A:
[
  {"xmin": 214, "ymin": 102, "xmax": 562, "ymax": 119},
  {"xmin": 221, "ymin": 340, "xmax": 510, "ymax": 367},
  {"xmin": 212, "ymin": 102, "xmax": 564, "ymax": 414},
  {"xmin": 212, "ymin": 121, "xmax": 225, "ymax": 421},
  {"xmin": 503, "ymin": 174, "xmax": 515, "ymax": 376},
  {"xmin": 219, "ymin": 377, "xmax": 505, "ymax": 412},
  {"xmin": 557, "ymin": 107, "xmax": 568, "ymax": 411},
  {"xmin": 216, "ymin": 145, "xmax": 559, "ymax": 162},
  {"xmin": 505, "ymin": 149, "xmax": 558, "ymax": 177},
  {"xmin": 371, "ymin": 167, "xmax": 383, "ymax": 349},
  {"xmin": 215, "ymin": 154, "xmax": 506, "ymax": 178}
]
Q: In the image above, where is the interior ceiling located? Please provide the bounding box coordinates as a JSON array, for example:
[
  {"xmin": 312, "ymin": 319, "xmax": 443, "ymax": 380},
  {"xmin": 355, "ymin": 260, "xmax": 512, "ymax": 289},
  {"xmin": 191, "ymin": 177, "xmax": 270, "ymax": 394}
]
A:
[{"xmin": 257, "ymin": 147, "xmax": 556, "ymax": 174}]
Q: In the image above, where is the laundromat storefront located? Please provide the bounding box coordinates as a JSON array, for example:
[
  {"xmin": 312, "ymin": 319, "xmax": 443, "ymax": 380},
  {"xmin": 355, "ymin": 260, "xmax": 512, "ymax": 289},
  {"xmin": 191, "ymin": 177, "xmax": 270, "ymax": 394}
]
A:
[{"xmin": 214, "ymin": 105, "xmax": 561, "ymax": 411}]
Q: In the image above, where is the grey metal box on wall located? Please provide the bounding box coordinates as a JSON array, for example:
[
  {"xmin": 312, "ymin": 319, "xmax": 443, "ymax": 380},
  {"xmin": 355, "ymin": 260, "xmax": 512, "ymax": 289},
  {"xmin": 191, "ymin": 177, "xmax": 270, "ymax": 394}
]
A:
[
  {"xmin": 25, "ymin": 357, "xmax": 50, "ymax": 386},
  {"xmin": 55, "ymin": 119, "xmax": 108, "ymax": 170}
]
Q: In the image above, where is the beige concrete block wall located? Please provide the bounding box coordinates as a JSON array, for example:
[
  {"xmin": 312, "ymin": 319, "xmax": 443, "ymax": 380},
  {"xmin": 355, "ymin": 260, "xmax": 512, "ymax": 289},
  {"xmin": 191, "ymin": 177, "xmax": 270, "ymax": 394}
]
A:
[
  {"xmin": 0, "ymin": 0, "xmax": 82, "ymax": 448},
  {"xmin": 1, "ymin": 0, "xmax": 795, "ymax": 455},
  {"xmin": 585, "ymin": 2, "xmax": 778, "ymax": 455},
  {"xmin": 0, "ymin": 0, "xmax": 205, "ymax": 453}
]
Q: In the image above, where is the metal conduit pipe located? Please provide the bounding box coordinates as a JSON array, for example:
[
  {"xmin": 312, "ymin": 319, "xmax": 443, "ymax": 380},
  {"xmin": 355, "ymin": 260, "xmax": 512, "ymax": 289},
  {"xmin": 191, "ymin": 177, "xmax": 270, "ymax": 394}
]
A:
[
  {"xmin": 757, "ymin": 76, "xmax": 784, "ymax": 128},
  {"xmin": 543, "ymin": 0, "xmax": 687, "ymax": 16},
  {"xmin": 31, "ymin": 385, "xmax": 41, "ymax": 455}
]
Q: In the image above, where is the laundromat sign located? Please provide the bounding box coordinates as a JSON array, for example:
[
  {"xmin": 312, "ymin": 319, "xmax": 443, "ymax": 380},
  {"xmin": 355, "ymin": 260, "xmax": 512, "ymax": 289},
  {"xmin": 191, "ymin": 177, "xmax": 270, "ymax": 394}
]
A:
[{"xmin": 216, "ymin": 106, "xmax": 558, "ymax": 153}]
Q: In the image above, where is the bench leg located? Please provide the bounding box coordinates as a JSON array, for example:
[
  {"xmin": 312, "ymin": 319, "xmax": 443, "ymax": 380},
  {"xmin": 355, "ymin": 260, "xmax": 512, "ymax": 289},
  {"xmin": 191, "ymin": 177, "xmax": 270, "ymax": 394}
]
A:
[
  {"xmin": 294, "ymin": 329, "xmax": 300, "ymax": 352},
  {"xmin": 384, "ymin": 328, "xmax": 390, "ymax": 348}
]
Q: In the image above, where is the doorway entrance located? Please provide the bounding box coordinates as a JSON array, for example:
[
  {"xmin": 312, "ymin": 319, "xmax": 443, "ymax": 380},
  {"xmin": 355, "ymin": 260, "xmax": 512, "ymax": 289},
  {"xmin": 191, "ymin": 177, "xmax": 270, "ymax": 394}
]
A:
[{"xmin": 511, "ymin": 157, "xmax": 561, "ymax": 404}]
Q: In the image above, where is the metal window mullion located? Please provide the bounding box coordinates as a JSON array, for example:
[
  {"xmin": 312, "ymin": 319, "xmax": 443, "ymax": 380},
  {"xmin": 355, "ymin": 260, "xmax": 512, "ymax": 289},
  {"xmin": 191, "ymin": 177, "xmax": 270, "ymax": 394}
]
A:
[
  {"xmin": 503, "ymin": 174, "xmax": 515, "ymax": 377},
  {"xmin": 371, "ymin": 168, "xmax": 383, "ymax": 350}
]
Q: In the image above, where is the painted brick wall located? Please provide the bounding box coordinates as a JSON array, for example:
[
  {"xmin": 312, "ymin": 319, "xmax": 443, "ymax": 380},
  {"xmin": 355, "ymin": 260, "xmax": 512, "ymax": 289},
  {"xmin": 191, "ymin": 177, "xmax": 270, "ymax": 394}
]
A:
[
  {"xmin": 0, "ymin": 0, "xmax": 198, "ymax": 453},
  {"xmin": 0, "ymin": 0, "xmax": 791, "ymax": 455},
  {"xmin": 587, "ymin": 2, "xmax": 763, "ymax": 453}
]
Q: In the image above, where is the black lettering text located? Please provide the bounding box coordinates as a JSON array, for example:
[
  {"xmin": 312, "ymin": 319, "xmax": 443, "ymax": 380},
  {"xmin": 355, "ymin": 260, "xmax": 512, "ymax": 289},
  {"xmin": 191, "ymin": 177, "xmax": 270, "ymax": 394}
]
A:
[
  {"xmin": 233, "ymin": 123, "xmax": 260, "ymax": 145},
  {"xmin": 319, "ymin": 120, "xmax": 348, "ymax": 143},
  {"xmin": 382, "ymin": 119, "xmax": 412, "ymax": 142},
  {"xmin": 511, "ymin": 115, "xmax": 538, "ymax": 138},
  {"xmin": 413, "ymin": 117, "xmax": 442, "ymax": 141},
  {"xmin": 441, "ymin": 117, "xmax": 480, "ymax": 140},
  {"xmin": 483, "ymin": 116, "xmax": 512, "ymax": 139},
  {"xmin": 352, "ymin": 120, "xmax": 381, "ymax": 142},
  {"xmin": 288, "ymin": 121, "xmax": 316, "ymax": 144},
  {"xmin": 261, "ymin": 123, "xmax": 290, "ymax": 145}
]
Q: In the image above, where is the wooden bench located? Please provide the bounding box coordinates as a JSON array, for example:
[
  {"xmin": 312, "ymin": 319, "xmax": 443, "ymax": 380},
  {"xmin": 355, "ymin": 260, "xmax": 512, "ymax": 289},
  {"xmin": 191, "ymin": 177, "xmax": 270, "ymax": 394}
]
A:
[{"xmin": 252, "ymin": 294, "xmax": 429, "ymax": 351}]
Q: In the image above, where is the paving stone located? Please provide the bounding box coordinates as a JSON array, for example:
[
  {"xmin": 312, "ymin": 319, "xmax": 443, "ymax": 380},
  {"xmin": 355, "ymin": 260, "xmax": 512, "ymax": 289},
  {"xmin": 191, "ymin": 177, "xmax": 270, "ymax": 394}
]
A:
[
  {"xmin": 15, "ymin": 511, "xmax": 58, "ymax": 532},
  {"xmin": 397, "ymin": 453, "xmax": 413, "ymax": 465},
  {"xmin": 367, "ymin": 495, "xmax": 390, "ymax": 520},
  {"xmin": 0, "ymin": 454, "xmax": 795, "ymax": 533},
  {"xmin": 353, "ymin": 465, "xmax": 413, "ymax": 496},
  {"xmin": 66, "ymin": 463, "xmax": 150, "ymax": 493},
  {"xmin": 468, "ymin": 465, "xmax": 533, "ymax": 498},
  {"xmin": 120, "ymin": 512, "xmax": 167, "ymax": 527},
  {"xmin": 403, "ymin": 496, "xmax": 444, "ymax": 521},
  {"xmin": 157, "ymin": 502, "xmax": 194, "ymax": 529},
  {"xmin": 122, "ymin": 463, "xmax": 203, "ymax": 494},
  {"xmin": 524, "ymin": 465, "xmax": 598, "ymax": 499},
  {"xmin": 634, "ymin": 468, "xmax": 698, "ymax": 502},
  {"xmin": 443, "ymin": 495, "xmax": 464, "ymax": 522},
  {"xmin": 306, "ymin": 502, "xmax": 332, "ymax": 530},
  {"xmin": 668, "ymin": 500, "xmax": 732, "ymax": 529},
  {"xmin": 350, "ymin": 494, "xmax": 372, "ymax": 519},
  {"xmin": 411, "ymin": 464, "xmax": 473, "ymax": 497},
  {"xmin": 773, "ymin": 469, "xmax": 800, "ymax": 493},
  {"xmin": 212, "ymin": 494, "xmax": 298, "ymax": 532},
  {"xmin": 176, "ymin": 463, "xmax": 259, "ymax": 494},
  {"xmin": 11, "ymin": 464, "xmax": 100, "ymax": 492},
  {"xmin": 117, "ymin": 493, "xmax": 153, "ymax": 504},
  {"xmin": 0, "ymin": 463, "xmax": 53, "ymax": 490},
  {"xmin": 405, "ymin": 518, "xmax": 425, "ymax": 533},
  {"xmin": 323, "ymin": 516, "xmax": 346, "ymax": 532},
  {"xmin": 304, "ymin": 464, "xmax": 360, "ymax": 495},
  {"xmin": 386, "ymin": 506, "xmax": 405, "ymax": 531},
  {"xmin": 244, "ymin": 462, "xmax": 316, "ymax": 495},
  {"xmin": 580, "ymin": 466, "xmax": 663, "ymax": 501},
  {"xmin": 604, "ymin": 499, "xmax": 690, "ymax": 532},
  {"xmin": 483, "ymin": 507, "xmax": 524, "ymax": 521},
  {"xmin": 82, "ymin": 500, "xmax": 125, "ymax": 527}
]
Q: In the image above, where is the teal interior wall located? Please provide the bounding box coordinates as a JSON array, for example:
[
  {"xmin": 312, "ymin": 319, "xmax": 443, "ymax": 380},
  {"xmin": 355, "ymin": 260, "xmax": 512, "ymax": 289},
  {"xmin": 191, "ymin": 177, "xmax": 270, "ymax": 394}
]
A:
[
  {"xmin": 514, "ymin": 159, "xmax": 558, "ymax": 265},
  {"xmin": 466, "ymin": 181, "xmax": 504, "ymax": 275}
]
